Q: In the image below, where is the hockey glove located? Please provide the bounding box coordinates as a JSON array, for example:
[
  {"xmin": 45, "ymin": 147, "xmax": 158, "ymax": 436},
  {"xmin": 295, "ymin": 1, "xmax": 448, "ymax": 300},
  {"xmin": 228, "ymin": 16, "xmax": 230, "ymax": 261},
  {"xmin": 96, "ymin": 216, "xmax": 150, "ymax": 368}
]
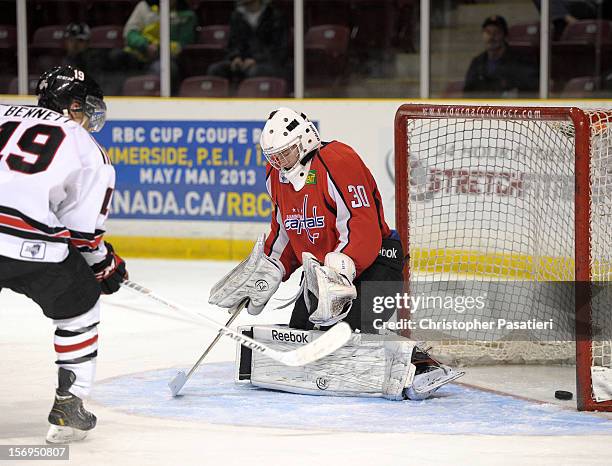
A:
[
  {"xmin": 91, "ymin": 242, "xmax": 128, "ymax": 294},
  {"xmin": 302, "ymin": 252, "xmax": 357, "ymax": 326},
  {"xmin": 209, "ymin": 234, "xmax": 284, "ymax": 316}
]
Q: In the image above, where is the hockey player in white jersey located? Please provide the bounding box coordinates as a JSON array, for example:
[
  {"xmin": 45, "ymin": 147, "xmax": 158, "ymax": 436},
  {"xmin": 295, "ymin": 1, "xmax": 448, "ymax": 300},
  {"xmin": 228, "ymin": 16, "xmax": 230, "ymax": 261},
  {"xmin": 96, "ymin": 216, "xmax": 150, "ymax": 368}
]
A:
[{"xmin": 0, "ymin": 65, "xmax": 127, "ymax": 443}]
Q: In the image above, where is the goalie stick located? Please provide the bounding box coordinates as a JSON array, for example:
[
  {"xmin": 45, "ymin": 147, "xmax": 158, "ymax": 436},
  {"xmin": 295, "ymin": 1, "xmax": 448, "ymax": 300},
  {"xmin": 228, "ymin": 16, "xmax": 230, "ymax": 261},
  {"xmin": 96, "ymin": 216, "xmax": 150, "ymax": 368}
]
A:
[
  {"xmin": 168, "ymin": 300, "xmax": 246, "ymax": 397},
  {"xmin": 122, "ymin": 280, "xmax": 352, "ymax": 368}
]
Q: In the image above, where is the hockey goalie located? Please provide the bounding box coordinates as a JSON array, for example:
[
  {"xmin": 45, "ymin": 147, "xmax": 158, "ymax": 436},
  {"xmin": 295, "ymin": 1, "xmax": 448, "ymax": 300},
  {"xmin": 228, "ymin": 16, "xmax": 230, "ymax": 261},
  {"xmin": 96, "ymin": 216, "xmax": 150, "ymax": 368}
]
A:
[{"xmin": 209, "ymin": 107, "xmax": 463, "ymax": 400}]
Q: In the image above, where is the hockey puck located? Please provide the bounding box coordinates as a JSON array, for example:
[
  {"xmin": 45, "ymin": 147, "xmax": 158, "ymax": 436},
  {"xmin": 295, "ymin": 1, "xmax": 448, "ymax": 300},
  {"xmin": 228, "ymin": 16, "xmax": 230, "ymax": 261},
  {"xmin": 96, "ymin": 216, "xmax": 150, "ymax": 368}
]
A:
[{"xmin": 555, "ymin": 390, "xmax": 573, "ymax": 400}]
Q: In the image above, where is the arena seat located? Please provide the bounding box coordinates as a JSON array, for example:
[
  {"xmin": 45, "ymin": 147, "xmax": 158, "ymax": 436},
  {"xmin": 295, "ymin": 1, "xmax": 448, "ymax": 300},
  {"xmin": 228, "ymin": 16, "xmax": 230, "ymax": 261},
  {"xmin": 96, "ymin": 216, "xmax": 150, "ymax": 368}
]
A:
[
  {"xmin": 236, "ymin": 77, "xmax": 288, "ymax": 97},
  {"xmin": 8, "ymin": 75, "xmax": 41, "ymax": 95},
  {"xmin": 552, "ymin": 20, "xmax": 612, "ymax": 87},
  {"xmin": 122, "ymin": 74, "xmax": 160, "ymax": 96},
  {"xmin": 30, "ymin": 25, "xmax": 66, "ymax": 49},
  {"xmin": 29, "ymin": 25, "xmax": 66, "ymax": 74},
  {"xmin": 560, "ymin": 76, "xmax": 599, "ymax": 97},
  {"xmin": 89, "ymin": 25, "xmax": 124, "ymax": 49},
  {"xmin": 179, "ymin": 76, "xmax": 229, "ymax": 97},
  {"xmin": 196, "ymin": 25, "xmax": 230, "ymax": 47},
  {"xmin": 179, "ymin": 45, "xmax": 227, "ymax": 78},
  {"xmin": 304, "ymin": 24, "xmax": 350, "ymax": 86},
  {"xmin": 507, "ymin": 22, "xmax": 540, "ymax": 65},
  {"xmin": 441, "ymin": 80, "xmax": 465, "ymax": 98},
  {"xmin": 0, "ymin": 25, "xmax": 17, "ymax": 74},
  {"xmin": 0, "ymin": 74, "xmax": 14, "ymax": 94}
]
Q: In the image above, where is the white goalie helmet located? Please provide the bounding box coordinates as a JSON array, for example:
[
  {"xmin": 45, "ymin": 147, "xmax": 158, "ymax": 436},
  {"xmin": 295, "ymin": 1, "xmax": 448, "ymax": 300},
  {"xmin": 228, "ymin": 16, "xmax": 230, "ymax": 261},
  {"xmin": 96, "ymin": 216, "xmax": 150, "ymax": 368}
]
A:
[{"xmin": 260, "ymin": 107, "xmax": 321, "ymax": 172}]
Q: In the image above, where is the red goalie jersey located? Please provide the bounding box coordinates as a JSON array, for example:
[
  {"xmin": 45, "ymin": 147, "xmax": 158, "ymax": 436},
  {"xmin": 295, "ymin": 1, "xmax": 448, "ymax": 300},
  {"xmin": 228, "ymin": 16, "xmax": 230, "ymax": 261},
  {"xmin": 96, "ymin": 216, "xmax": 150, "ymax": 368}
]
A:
[{"xmin": 265, "ymin": 140, "xmax": 391, "ymax": 279}]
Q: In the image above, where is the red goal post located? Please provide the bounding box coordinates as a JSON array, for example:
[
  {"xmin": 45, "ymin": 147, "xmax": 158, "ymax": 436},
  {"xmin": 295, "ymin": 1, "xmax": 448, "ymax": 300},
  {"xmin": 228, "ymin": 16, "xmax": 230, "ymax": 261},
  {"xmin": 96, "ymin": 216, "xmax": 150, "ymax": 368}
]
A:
[{"xmin": 394, "ymin": 104, "xmax": 612, "ymax": 411}]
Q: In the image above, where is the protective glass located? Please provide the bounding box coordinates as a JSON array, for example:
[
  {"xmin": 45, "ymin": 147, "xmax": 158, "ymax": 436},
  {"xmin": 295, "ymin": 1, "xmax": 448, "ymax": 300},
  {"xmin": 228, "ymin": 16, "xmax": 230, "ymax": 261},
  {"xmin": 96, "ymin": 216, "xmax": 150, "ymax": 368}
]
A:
[
  {"xmin": 83, "ymin": 95, "xmax": 107, "ymax": 132},
  {"xmin": 264, "ymin": 144, "xmax": 300, "ymax": 170}
]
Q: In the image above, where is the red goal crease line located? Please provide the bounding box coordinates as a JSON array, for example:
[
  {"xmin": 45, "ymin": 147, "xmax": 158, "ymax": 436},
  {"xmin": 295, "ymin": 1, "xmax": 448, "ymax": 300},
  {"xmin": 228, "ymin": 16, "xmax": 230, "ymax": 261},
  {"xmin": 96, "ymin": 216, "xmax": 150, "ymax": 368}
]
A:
[{"xmin": 456, "ymin": 380, "xmax": 612, "ymax": 418}]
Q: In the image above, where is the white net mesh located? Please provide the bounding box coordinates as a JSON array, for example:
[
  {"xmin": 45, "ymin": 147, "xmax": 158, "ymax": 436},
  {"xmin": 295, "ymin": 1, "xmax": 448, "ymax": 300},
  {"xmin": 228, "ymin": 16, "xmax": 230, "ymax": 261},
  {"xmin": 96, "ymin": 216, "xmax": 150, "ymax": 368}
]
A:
[
  {"xmin": 402, "ymin": 109, "xmax": 612, "ymax": 378},
  {"xmin": 589, "ymin": 113, "xmax": 612, "ymax": 402}
]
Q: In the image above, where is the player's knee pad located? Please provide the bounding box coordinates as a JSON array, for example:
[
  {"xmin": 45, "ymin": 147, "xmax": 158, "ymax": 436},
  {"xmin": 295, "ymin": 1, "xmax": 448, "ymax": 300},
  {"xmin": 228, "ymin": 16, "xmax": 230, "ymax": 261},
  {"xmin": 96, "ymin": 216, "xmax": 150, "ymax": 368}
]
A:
[{"xmin": 235, "ymin": 324, "xmax": 420, "ymax": 400}]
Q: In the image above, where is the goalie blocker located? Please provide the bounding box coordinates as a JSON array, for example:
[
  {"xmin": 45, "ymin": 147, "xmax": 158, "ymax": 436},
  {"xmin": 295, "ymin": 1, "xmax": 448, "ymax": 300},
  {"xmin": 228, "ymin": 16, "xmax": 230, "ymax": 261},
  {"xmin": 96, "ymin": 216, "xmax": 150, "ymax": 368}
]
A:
[{"xmin": 235, "ymin": 324, "xmax": 464, "ymax": 400}]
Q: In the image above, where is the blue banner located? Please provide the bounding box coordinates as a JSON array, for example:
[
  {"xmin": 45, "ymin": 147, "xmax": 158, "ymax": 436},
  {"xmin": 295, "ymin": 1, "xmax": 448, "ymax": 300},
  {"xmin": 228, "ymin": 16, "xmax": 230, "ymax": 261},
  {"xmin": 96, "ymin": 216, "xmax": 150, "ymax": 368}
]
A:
[{"xmin": 96, "ymin": 120, "xmax": 272, "ymax": 222}]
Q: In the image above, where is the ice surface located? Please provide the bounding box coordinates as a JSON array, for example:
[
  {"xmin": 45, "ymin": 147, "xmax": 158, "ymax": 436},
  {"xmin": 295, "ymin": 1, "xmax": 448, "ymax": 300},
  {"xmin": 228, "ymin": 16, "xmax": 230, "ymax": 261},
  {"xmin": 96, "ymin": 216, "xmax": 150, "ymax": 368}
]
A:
[
  {"xmin": 93, "ymin": 362, "xmax": 612, "ymax": 436},
  {"xmin": 2, "ymin": 259, "xmax": 612, "ymax": 466}
]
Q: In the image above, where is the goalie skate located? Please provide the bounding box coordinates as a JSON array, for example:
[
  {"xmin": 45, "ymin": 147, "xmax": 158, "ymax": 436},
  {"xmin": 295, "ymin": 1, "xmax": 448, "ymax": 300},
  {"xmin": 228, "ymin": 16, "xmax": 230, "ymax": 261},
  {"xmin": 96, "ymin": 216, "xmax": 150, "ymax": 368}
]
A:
[{"xmin": 404, "ymin": 364, "xmax": 465, "ymax": 401}]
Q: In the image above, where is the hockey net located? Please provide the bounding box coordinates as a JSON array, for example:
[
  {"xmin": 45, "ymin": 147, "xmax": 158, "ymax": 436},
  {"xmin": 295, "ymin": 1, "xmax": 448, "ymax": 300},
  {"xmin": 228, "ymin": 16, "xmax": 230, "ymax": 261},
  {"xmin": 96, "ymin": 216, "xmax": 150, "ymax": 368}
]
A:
[{"xmin": 394, "ymin": 105, "xmax": 612, "ymax": 411}]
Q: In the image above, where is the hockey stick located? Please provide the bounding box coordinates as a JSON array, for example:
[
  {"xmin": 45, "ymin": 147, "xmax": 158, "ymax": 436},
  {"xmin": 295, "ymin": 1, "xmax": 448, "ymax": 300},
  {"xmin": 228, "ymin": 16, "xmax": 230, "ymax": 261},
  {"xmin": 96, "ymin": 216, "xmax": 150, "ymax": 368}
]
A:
[
  {"xmin": 122, "ymin": 280, "xmax": 352, "ymax": 367},
  {"xmin": 168, "ymin": 300, "xmax": 246, "ymax": 397}
]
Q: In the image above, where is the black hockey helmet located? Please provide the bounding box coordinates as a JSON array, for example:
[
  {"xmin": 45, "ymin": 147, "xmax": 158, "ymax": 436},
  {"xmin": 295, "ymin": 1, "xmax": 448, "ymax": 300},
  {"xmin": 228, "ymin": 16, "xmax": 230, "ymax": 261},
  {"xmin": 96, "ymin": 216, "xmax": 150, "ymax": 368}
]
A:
[{"xmin": 36, "ymin": 65, "xmax": 107, "ymax": 132}]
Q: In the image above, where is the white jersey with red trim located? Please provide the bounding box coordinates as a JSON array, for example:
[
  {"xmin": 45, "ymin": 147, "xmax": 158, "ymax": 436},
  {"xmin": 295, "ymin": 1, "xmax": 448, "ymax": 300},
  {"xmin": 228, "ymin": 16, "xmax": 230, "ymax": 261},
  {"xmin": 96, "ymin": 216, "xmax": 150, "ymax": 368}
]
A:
[
  {"xmin": 264, "ymin": 140, "xmax": 391, "ymax": 279},
  {"xmin": 0, "ymin": 104, "xmax": 114, "ymax": 263}
]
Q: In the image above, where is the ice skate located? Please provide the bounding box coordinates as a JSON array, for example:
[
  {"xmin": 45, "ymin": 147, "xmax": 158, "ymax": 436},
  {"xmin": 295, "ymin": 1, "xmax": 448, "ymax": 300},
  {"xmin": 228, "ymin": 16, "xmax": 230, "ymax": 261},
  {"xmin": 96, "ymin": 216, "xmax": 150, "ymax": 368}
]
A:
[
  {"xmin": 404, "ymin": 346, "xmax": 465, "ymax": 400},
  {"xmin": 46, "ymin": 368, "xmax": 97, "ymax": 444}
]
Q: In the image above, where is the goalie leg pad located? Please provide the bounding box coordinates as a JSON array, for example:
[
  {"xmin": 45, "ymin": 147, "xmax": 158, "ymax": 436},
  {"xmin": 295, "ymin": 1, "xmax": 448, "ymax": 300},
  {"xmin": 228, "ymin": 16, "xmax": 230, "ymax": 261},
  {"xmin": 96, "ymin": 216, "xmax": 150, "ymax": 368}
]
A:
[
  {"xmin": 382, "ymin": 340, "xmax": 417, "ymax": 400},
  {"xmin": 235, "ymin": 325, "xmax": 422, "ymax": 399},
  {"xmin": 209, "ymin": 234, "xmax": 284, "ymax": 315}
]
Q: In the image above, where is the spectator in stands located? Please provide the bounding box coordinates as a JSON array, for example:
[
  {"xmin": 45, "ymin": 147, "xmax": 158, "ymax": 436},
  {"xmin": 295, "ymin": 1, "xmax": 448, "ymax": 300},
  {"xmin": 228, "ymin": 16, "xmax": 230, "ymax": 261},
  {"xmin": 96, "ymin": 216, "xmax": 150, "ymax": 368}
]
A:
[
  {"xmin": 62, "ymin": 23, "xmax": 122, "ymax": 94},
  {"xmin": 533, "ymin": 0, "xmax": 612, "ymax": 40},
  {"xmin": 532, "ymin": 0, "xmax": 578, "ymax": 40},
  {"xmin": 63, "ymin": 23, "xmax": 103, "ymax": 73},
  {"xmin": 207, "ymin": 0, "xmax": 288, "ymax": 87},
  {"xmin": 122, "ymin": 0, "xmax": 196, "ymax": 81},
  {"xmin": 463, "ymin": 15, "xmax": 538, "ymax": 98}
]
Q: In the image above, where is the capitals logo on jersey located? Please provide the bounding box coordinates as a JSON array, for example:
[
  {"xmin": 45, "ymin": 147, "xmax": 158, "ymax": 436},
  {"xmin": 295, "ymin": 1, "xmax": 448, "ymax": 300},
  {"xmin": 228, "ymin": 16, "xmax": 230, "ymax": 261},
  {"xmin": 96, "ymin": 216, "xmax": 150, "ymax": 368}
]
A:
[{"xmin": 283, "ymin": 195, "xmax": 325, "ymax": 244}]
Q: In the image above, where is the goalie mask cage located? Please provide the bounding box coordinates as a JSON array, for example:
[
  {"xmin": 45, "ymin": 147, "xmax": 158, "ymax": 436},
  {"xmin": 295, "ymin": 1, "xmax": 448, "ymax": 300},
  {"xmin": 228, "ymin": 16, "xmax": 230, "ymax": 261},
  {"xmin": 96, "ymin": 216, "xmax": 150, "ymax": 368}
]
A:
[{"xmin": 394, "ymin": 104, "xmax": 612, "ymax": 411}]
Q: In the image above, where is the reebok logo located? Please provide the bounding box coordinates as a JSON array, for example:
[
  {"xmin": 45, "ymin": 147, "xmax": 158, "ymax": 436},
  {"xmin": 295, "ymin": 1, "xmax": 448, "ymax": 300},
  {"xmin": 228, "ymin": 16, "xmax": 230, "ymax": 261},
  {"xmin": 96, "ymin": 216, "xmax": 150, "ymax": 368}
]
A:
[
  {"xmin": 379, "ymin": 247, "xmax": 398, "ymax": 259},
  {"xmin": 271, "ymin": 329, "xmax": 309, "ymax": 344}
]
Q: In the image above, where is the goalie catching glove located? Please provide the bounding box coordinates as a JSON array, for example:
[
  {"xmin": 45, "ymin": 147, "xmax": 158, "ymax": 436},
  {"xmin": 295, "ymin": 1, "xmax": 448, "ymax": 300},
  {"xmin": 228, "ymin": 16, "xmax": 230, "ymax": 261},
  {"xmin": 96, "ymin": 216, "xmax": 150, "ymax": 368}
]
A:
[
  {"xmin": 209, "ymin": 234, "xmax": 284, "ymax": 315},
  {"xmin": 90, "ymin": 241, "xmax": 128, "ymax": 294},
  {"xmin": 302, "ymin": 251, "xmax": 357, "ymax": 326}
]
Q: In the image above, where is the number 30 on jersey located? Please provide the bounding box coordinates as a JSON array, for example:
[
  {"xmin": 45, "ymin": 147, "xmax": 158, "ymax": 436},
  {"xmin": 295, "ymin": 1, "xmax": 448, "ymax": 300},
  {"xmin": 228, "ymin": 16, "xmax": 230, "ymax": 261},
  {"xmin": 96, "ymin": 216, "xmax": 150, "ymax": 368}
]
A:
[{"xmin": 348, "ymin": 185, "xmax": 370, "ymax": 208}]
